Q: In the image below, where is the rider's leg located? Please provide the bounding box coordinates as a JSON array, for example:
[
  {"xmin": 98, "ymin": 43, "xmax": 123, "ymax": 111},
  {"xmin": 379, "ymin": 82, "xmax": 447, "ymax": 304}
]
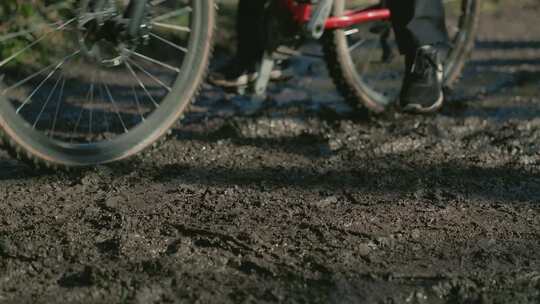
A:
[
  {"xmin": 388, "ymin": 0, "xmax": 449, "ymax": 55},
  {"xmin": 388, "ymin": 0, "xmax": 449, "ymax": 113},
  {"xmin": 209, "ymin": 0, "xmax": 267, "ymax": 88},
  {"xmin": 236, "ymin": 0, "xmax": 267, "ymax": 67}
]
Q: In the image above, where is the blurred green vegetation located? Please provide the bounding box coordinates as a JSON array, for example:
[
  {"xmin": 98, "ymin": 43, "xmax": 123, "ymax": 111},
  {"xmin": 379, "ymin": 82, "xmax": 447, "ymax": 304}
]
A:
[
  {"xmin": 0, "ymin": 1, "xmax": 41, "ymax": 63},
  {"xmin": 0, "ymin": 0, "xmax": 74, "ymax": 66}
]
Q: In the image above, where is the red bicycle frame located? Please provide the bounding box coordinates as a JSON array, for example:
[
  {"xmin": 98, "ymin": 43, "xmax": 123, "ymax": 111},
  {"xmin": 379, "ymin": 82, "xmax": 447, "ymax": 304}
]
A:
[{"xmin": 283, "ymin": 0, "xmax": 391, "ymax": 30}]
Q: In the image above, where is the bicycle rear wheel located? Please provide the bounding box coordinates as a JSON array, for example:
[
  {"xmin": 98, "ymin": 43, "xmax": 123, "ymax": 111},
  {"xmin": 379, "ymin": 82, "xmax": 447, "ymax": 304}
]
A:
[
  {"xmin": 0, "ymin": 0, "xmax": 215, "ymax": 168},
  {"xmin": 323, "ymin": 0, "xmax": 480, "ymax": 112}
]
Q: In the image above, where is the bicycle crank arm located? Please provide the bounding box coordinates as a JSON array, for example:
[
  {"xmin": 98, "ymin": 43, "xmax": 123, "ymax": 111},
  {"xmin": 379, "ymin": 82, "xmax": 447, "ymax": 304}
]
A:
[{"xmin": 306, "ymin": 0, "xmax": 334, "ymax": 39}]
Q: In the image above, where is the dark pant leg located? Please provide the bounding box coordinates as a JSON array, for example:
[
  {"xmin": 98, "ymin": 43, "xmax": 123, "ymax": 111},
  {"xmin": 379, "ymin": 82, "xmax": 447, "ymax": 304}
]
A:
[
  {"xmin": 236, "ymin": 0, "xmax": 268, "ymax": 66},
  {"xmin": 387, "ymin": 0, "xmax": 449, "ymax": 55}
]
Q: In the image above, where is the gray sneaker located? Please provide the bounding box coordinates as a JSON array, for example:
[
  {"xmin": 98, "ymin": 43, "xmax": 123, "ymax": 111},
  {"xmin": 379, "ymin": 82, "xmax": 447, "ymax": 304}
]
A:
[{"xmin": 399, "ymin": 45, "xmax": 445, "ymax": 114}]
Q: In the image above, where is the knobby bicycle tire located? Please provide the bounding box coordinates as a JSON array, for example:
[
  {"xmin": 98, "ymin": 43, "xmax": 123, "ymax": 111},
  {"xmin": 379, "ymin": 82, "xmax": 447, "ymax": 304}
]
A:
[{"xmin": 0, "ymin": 0, "xmax": 215, "ymax": 169}]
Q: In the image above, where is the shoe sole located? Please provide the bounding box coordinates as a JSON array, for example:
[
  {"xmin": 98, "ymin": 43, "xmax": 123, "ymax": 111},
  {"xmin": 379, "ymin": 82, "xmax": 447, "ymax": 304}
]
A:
[
  {"xmin": 209, "ymin": 71, "xmax": 291, "ymax": 89},
  {"xmin": 401, "ymin": 92, "xmax": 444, "ymax": 114},
  {"xmin": 208, "ymin": 73, "xmax": 257, "ymax": 88}
]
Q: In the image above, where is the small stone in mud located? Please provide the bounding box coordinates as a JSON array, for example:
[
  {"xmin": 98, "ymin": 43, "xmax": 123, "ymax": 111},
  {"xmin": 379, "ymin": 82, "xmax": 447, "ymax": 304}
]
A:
[
  {"xmin": 313, "ymin": 196, "xmax": 338, "ymax": 208},
  {"xmin": 376, "ymin": 236, "xmax": 396, "ymax": 249},
  {"xmin": 80, "ymin": 174, "xmax": 97, "ymax": 186},
  {"xmin": 328, "ymin": 138, "xmax": 343, "ymax": 151},
  {"xmin": 101, "ymin": 196, "xmax": 123, "ymax": 211},
  {"xmin": 357, "ymin": 243, "xmax": 373, "ymax": 257},
  {"xmin": 0, "ymin": 238, "xmax": 14, "ymax": 257}
]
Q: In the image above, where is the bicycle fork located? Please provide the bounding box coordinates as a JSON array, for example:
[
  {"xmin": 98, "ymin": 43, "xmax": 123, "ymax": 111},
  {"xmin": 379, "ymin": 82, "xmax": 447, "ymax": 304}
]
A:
[{"xmin": 125, "ymin": 0, "xmax": 149, "ymax": 40}]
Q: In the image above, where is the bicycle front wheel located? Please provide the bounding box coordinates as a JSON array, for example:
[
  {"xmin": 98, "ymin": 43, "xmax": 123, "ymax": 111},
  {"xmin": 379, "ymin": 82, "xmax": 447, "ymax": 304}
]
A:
[
  {"xmin": 0, "ymin": 0, "xmax": 215, "ymax": 168},
  {"xmin": 323, "ymin": 0, "xmax": 480, "ymax": 112}
]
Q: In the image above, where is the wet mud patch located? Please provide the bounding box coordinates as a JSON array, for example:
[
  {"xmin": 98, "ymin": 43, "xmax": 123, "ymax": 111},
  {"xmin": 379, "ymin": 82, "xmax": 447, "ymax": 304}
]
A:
[{"xmin": 1, "ymin": 1, "xmax": 540, "ymax": 303}]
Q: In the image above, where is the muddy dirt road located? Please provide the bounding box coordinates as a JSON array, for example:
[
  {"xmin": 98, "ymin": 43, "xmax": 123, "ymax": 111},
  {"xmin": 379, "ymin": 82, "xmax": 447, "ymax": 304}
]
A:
[{"xmin": 1, "ymin": 1, "xmax": 539, "ymax": 303}]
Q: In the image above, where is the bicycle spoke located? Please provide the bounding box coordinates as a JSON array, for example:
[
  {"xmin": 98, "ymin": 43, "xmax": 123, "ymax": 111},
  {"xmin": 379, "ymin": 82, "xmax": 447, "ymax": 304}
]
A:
[
  {"xmin": 0, "ymin": 21, "xmax": 68, "ymax": 43},
  {"xmin": 78, "ymin": 8, "xmax": 117, "ymax": 24},
  {"xmin": 0, "ymin": 18, "xmax": 76, "ymax": 68},
  {"xmin": 124, "ymin": 49, "xmax": 181, "ymax": 73},
  {"xmin": 2, "ymin": 63, "xmax": 61, "ymax": 96},
  {"xmin": 104, "ymin": 84, "xmax": 128, "ymax": 133},
  {"xmin": 152, "ymin": 7, "xmax": 192, "ymax": 23},
  {"xmin": 88, "ymin": 82, "xmax": 95, "ymax": 138},
  {"xmin": 149, "ymin": 32, "xmax": 188, "ymax": 53},
  {"xmin": 49, "ymin": 77, "xmax": 67, "ymax": 138},
  {"xmin": 124, "ymin": 61, "xmax": 160, "ymax": 108},
  {"xmin": 15, "ymin": 50, "xmax": 80, "ymax": 113},
  {"xmin": 32, "ymin": 75, "xmax": 63, "ymax": 129},
  {"xmin": 150, "ymin": 0, "xmax": 169, "ymax": 6},
  {"xmin": 151, "ymin": 22, "xmax": 191, "ymax": 33},
  {"xmin": 132, "ymin": 86, "xmax": 145, "ymax": 122},
  {"xmin": 1, "ymin": 1, "xmax": 76, "ymax": 27},
  {"xmin": 97, "ymin": 84, "xmax": 111, "ymax": 138},
  {"xmin": 3, "ymin": 50, "xmax": 81, "ymax": 96},
  {"xmin": 127, "ymin": 58, "xmax": 172, "ymax": 92},
  {"xmin": 349, "ymin": 38, "xmax": 367, "ymax": 52},
  {"xmin": 71, "ymin": 81, "xmax": 95, "ymax": 141}
]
